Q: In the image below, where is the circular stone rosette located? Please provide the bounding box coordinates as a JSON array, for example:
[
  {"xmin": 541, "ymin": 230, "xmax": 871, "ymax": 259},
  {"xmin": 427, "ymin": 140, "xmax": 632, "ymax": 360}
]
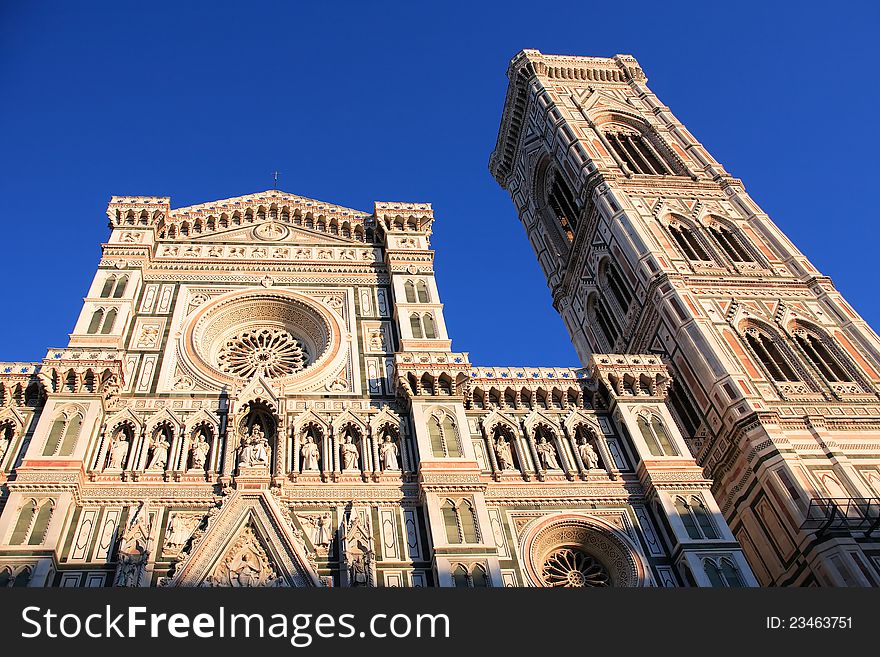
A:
[
  {"xmin": 520, "ymin": 514, "xmax": 646, "ymax": 588},
  {"xmin": 180, "ymin": 289, "xmax": 346, "ymax": 390}
]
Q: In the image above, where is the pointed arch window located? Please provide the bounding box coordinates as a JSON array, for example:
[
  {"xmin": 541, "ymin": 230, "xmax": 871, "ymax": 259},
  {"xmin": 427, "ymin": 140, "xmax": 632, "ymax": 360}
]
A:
[
  {"xmin": 423, "ymin": 314, "xmax": 437, "ymax": 339},
  {"xmin": 428, "ymin": 412, "xmax": 461, "ymax": 458},
  {"xmin": 452, "ymin": 563, "xmax": 470, "ymax": 586},
  {"xmin": 704, "ymin": 558, "xmax": 744, "ymax": 587},
  {"xmin": 675, "ymin": 496, "xmax": 718, "ymax": 539},
  {"xmin": 410, "ymin": 313, "xmax": 423, "ymax": 339},
  {"xmin": 440, "ymin": 498, "xmax": 479, "ymax": 545},
  {"xmin": 112, "ymin": 275, "xmax": 128, "ymax": 298},
  {"xmin": 87, "ymin": 309, "xmax": 104, "ymax": 334},
  {"xmin": 404, "ymin": 281, "xmax": 416, "ymax": 303},
  {"xmin": 708, "ymin": 225, "xmax": 754, "ymax": 263},
  {"xmin": 547, "ymin": 175, "xmax": 579, "ymax": 242},
  {"xmin": 101, "ymin": 308, "xmax": 118, "ymax": 334},
  {"xmin": 637, "ymin": 415, "xmax": 678, "ymax": 457},
  {"xmin": 744, "ymin": 328, "xmax": 799, "ymax": 382},
  {"xmin": 44, "ymin": 417, "xmax": 67, "ymax": 456},
  {"xmin": 9, "ymin": 499, "xmax": 36, "ymax": 545},
  {"xmin": 100, "ymin": 276, "xmax": 116, "ymax": 298},
  {"xmin": 669, "ymin": 224, "xmax": 711, "ymax": 261},
  {"xmin": 792, "ymin": 329, "xmax": 852, "ymax": 383},
  {"xmin": 605, "ymin": 130, "xmax": 676, "ymax": 175},
  {"xmin": 588, "ymin": 295, "xmax": 619, "ymax": 351},
  {"xmin": 416, "ymin": 280, "xmax": 430, "ymax": 303},
  {"xmin": 602, "ymin": 260, "xmax": 633, "ymax": 313},
  {"xmin": 28, "ymin": 500, "xmax": 55, "ymax": 545}
]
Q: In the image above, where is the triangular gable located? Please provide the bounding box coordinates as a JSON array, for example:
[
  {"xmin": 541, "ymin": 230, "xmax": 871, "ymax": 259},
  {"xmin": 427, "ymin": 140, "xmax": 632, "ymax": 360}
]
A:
[
  {"xmin": 169, "ymin": 190, "xmax": 369, "ymax": 221},
  {"xmin": 167, "ymin": 490, "xmax": 321, "ymax": 587}
]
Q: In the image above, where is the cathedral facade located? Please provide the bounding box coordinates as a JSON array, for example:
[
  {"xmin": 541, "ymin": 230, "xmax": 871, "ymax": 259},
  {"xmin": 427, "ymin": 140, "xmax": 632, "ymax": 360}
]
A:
[{"xmin": 0, "ymin": 50, "xmax": 874, "ymax": 589}]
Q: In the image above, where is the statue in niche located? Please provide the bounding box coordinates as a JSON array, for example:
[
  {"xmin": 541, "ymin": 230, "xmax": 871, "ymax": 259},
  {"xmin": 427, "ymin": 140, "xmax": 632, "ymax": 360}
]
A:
[
  {"xmin": 114, "ymin": 502, "xmax": 151, "ymax": 587},
  {"xmin": 301, "ymin": 434, "xmax": 320, "ymax": 471},
  {"xmin": 379, "ymin": 435, "xmax": 400, "ymax": 471},
  {"xmin": 494, "ymin": 437, "xmax": 514, "ymax": 471},
  {"xmin": 535, "ymin": 436, "xmax": 561, "ymax": 470},
  {"xmin": 106, "ymin": 432, "xmax": 130, "ymax": 470},
  {"xmin": 350, "ymin": 554, "xmax": 368, "ymax": 586},
  {"xmin": 341, "ymin": 435, "xmax": 359, "ymax": 471},
  {"xmin": 238, "ymin": 424, "xmax": 270, "ymax": 468},
  {"xmin": 147, "ymin": 432, "xmax": 170, "ymax": 470},
  {"xmin": 342, "ymin": 510, "xmax": 374, "ymax": 587},
  {"xmin": 189, "ymin": 433, "xmax": 210, "ymax": 470},
  {"xmin": 579, "ymin": 438, "xmax": 601, "ymax": 470}
]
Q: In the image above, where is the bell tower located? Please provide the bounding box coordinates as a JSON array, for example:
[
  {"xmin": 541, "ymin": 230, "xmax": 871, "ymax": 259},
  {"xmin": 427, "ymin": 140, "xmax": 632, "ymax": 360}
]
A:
[{"xmin": 490, "ymin": 49, "xmax": 880, "ymax": 586}]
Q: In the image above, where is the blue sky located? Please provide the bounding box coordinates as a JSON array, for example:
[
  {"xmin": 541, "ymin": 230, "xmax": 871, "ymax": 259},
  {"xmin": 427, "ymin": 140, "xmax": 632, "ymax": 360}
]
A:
[{"xmin": 1, "ymin": 1, "xmax": 878, "ymax": 367}]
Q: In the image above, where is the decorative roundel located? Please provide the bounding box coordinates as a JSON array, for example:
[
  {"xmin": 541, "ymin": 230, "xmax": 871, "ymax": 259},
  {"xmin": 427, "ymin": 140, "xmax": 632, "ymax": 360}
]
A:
[
  {"xmin": 541, "ymin": 547, "xmax": 610, "ymax": 587},
  {"xmin": 180, "ymin": 289, "xmax": 344, "ymax": 388},
  {"xmin": 254, "ymin": 222, "xmax": 289, "ymax": 241},
  {"xmin": 520, "ymin": 514, "xmax": 645, "ymax": 588},
  {"xmin": 216, "ymin": 328, "xmax": 308, "ymax": 379}
]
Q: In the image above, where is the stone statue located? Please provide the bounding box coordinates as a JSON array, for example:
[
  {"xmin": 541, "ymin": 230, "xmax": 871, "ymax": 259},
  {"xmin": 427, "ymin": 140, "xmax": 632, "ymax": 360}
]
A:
[
  {"xmin": 494, "ymin": 437, "xmax": 513, "ymax": 471},
  {"xmin": 379, "ymin": 435, "xmax": 400, "ymax": 470},
  {"xmin": 301, "ymin": 512, "xmax": 332, "ymax": 548},
  {"xmin": 114, "ymin": 502, "xmax": 151, "ymax": 587},
  {"xmin": 107, "ymin": 433, "xmax": 129, "ymax": 470},
  {"xmin": 341, "ymin": 435, "xmax": 359, "ymax": 471},
  {"xmin": 164, "ymin": 514, "xmax": 200, "ymax": 554},
  {"xmin": 536, "ymin": 436, "xmax": 561, "ymax": 470},
  {"xmin": 301, "ymin": 435, "xmax": 320, "ymax": 471},
  {"xmin": 190, "ymin": 434, "xmax": 210, "ymax": 470},
  {"xmin": 579, "ymin": 439, "xmax": 601, "ymax": 470},
  {"xmin": 147, "ymin": 434, "xmax": 170, "ymax": 471},
  {"xmin": 350, "ymin": 554, "xmax": 368, "ymax": 587},
  {"xmin": 238, "ymin": 425, "xmax": 270, "ymax": 468}
]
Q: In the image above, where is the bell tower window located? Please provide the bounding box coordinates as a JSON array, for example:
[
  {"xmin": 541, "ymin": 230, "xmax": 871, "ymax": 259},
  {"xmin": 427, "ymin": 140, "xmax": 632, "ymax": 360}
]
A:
[
  {"xmin": 547, "ymin": 175, "xmax": 579, "ymax": 243},
  {"xmin": 605, "ymin": 130, "xmax": 675, "ymax": 175}
]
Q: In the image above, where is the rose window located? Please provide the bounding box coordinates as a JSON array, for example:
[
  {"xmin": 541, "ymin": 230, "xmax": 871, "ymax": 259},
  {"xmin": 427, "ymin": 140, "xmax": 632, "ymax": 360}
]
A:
[
  {"xmin": 217, "ymin": 328, "xmax": 308, "ymax": 379},
  {"xmin": 540, "ymin": 547, "xmax": 610, "ymax": 587}
]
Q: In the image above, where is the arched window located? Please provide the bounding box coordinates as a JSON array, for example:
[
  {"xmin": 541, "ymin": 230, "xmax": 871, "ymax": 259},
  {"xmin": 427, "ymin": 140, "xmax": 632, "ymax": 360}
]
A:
[
  {"xmin": 28, "ymin": 500, "xmax": 55, "ymax": 545},
  {"xmin": 101, "ymin": 308, "xmax": 118, "ymax": 334},
  {"xmin": 9, "ymin": 499, "xmax": 36, "ymax": 545},
  {"xmin": 744, "ymin": 328, "xmax": 799, "ymax": 382},
  {"xmin": 44, "ymin": 417, "xmax": 66, "ymax": 456},
  {"xmin": 547, "ymin": 175, "xmax": 579, "ymax": 242},
  {"xmin": 637, "ymin": 415, "xmax": 678, "ymax": 456},
  {"xmin": 423, "ymin": 314, "xmax": 437, "ymax": 339},
  {"xmin": 708, "ymin": 225, "xmax": 754, "ymax": 263},
  {"xmin": 704, "ymin": 558, "xmax": 744, "ymax": 587},
  {"xmin": 792, "ymin": 329, "xmax": 852, "ymax": 383},
  {"xmin": 602, "ymin": 260, "xmax": 632, "ymax": 313},
  {"xmin": 588, "ymin": 295, "xmax": 619, "ymax": 351},
  {"xmin": 410, "ymin": 313, "xmax": 423, "ymax": 339},
  {"xmin": 429, "ymin": 415, "xmax": 445, "ymax": 457},
  {"xmin": 87, "ymin": 309, "xmax": 104, "ymax": 334},
  {"xmin": 667, "ymin": 380, "xmax": 701, "ymax": 439},
  {"xmin": 471, "ymin": 565, "xmax": 489, "ymax": 587},
  {"xmin": 675, "ymin": 496, "xmax": 718, "ymax": 539},
  {"xmin": 416, "ymin": 280, "xmax": 430, "ymax": 303},
  {"xmin": 428, "ymin": 412, "xmax": 461, "ymax": 457},
  {"xmin": 100, "ymin": 276, "xmax": 116, "ymax": 298},
  {"xmin": 442, "ymin": 500, "xmax": 460, "ymax": 544},
  {"xmin": 459, "ymin": 502, "xmax": 479, "ymax": 543},
  {"xmin": 441, "ymin": 499, "xmax": 479, "ymax": 545},
  {"xmin": 112, "ymin": 275, "xmax": 128, "ymax": 298},
  {"xmin": 604, "ymin": 129, "xmax": 677, "ymax": 175},
  {"xmin": 404, "ymin": 280, "xmax": 416, "ymax": 303},
  {"xmin": 441, "ymin": 414, "xmax": 460, "ymax": 457},
  {"xmin": 668, "ymin": 224, "xmax": 711, "ymax": 261},
  {"xmin": 452, "ymin": 564, "xmax": 470, "ymax": 587}
]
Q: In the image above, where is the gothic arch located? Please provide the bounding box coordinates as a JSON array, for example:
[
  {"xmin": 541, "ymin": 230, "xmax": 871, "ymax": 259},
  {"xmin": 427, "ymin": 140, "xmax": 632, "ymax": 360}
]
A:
[
  {"xmin": 532, "ymin": 155, "xmax": 580, "ymax": 253},
  {"xmin": 661, "ymin": 213, "xmax": 714, "ymax": 262},
  {"xmin": 784, "ymin": 319, "xmax": 864, "ymax": 387}
]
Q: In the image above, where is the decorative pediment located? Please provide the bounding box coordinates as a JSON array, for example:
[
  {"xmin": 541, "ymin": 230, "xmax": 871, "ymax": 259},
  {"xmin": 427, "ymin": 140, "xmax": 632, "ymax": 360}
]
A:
[
  {"xmin": 155, "ymin": 190, "xmax": 374, "ymax": 245},
  {"xmin": 165, "ymin": 490, "xmax": 321, "ymax": 587},
  {"xmin": 479, "ymin": 409, "xmax": 520, "ymax": 435}
]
